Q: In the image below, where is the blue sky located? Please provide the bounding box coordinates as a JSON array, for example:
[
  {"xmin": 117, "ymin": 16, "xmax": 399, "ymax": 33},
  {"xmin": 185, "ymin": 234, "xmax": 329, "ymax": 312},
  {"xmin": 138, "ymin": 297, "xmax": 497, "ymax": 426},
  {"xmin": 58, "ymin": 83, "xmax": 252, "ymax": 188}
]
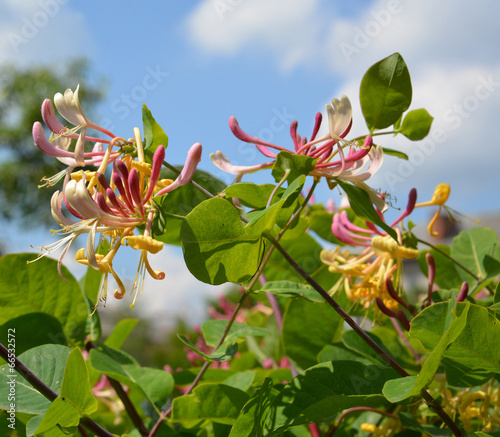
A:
[{"xmin": 1, "ymin": 0, "xmax": 499, "ymax": 324}]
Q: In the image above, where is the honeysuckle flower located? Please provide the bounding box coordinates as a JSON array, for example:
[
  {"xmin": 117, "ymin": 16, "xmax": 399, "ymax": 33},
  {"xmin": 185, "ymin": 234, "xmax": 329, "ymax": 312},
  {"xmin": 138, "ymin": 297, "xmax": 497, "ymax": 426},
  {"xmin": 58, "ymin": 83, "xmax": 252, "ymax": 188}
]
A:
[
  {"xmin": 210, "ymin": 96, "xmax": 381, "ymax": 188},
  {"xmin": 441, "ymin": 379, "xmax": 500, "ymax": 431},
  {"xmin": 33, "ymin": 87, "xmax": 123, "ymax": 185},
  {"xmin": 31, "ymin": 136, "xmax": 202, "ymax": 310},
  {"xmin": 415, "ymin": 183, "xmax": 450, "ymax": 237},
  {"xmin": 320, "ymin": 189, "xmax": 418, "ymax": 311}
]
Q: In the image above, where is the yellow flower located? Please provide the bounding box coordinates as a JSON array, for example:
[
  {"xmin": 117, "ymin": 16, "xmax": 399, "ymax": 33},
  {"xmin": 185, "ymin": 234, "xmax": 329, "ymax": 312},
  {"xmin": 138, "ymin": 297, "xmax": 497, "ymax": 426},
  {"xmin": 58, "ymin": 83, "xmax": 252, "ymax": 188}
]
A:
[{"xmin": 415, "ymin": 183, "xmax": 451, "ymax": 236}]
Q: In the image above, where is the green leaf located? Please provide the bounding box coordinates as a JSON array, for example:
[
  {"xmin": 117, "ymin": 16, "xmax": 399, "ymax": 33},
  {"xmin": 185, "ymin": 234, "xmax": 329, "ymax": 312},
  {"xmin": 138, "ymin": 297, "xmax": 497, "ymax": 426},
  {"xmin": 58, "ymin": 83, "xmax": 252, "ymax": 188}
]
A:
[
  {"xmin": 142, "ymin": 104, "xmax": 168, "ymax": 152},
  {"xmin": 317, "ymin": 344, "xmax": 375, "ymax": 366},
  {"xmin": 381, "ymin": 147, "xmax": 409, "ymax": 160},
  {"xmin": 342, "ymin": 329, "xmax": 392, "ymax": 366},
  {"xmin": 181, "ymin": 198, "xmax": 273, "ymax": 285},
  {"xmin": 89, "ymin": 346, "xmax": 174, "ymax": 409},
  {"xmin": 34, "ymin": 348, "xmax": 97, "ymax": 435},
  {"xmin": 0, "ymin": 254, "xmax": 91, "ymax": 347},
  {"xmin": 34, "ymin": 397, "xmax": 81, "ymax": 435},
  {"xmin": 398, "ymin": 108, "xmax": 433, "ymax": 140},
  {"xmin": 360, "ymin": 52, "xmax": 412, "ymax": 130},
  {"xmin": 254, "ymin": 281, "xmax": 324, "ymax": 303},
  {"xmin": 265, "ymin": 361, "xmax": 397, "ymax": 435},
  {"xmin": 60, "ymin": 348, "xmax": 97, "ymax": 415},
  {"xmin": 104, "ymin": 318, "xmax": 139, "ymax": 349},
  {"xmin": 383, "ymin": 303, "xmax": 469, "ymax": 402},
  {"xmin": 0, "ymin": 314, "xmax": 66, "ymax": 358},
  {"xmin": 337, "ymin": 181, "xmax": 397, "ymax": 240},
  {"xmin": 450, "ymin": 227, "xmax": 500, "ymax": 285},
  {"xmin": 201, "ymin": 320, "xmax": 269, "ymax": 348},
  {"xmin": 222, "ymin": 370, "xmax": 256, "ymax": 392},
  {"xmin": 0, "ymin": 345, "xmax": 71, "ymax": 414},
  {"xmin": 271, "ymin": 151, "xmax": 316, "ymax": 183},
  {"xmin": 282, "ymin": 300, "xmax": 343, "ymax": 370},
  {"xmin": 409, "ymin": 302, "xmax": 500, "ymax": 385},
  {"xmin": 172, "ymin": 383, "xmax": 250, "ymax": 425},
  {"xmin": 178, "ymin": 334, "xmax": 238, "ymax": 362},
  {"xmin": 225, "ymin": 183, "xmax": 279, "ymax": 209},
  {"xmin": 229, "ymin": 378, "xmax": 273, "ymax": 437}
]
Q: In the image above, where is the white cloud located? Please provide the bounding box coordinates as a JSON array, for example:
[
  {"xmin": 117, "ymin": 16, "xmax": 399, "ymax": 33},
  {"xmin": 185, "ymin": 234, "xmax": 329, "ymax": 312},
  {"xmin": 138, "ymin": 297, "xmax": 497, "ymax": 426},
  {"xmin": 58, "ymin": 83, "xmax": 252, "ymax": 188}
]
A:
[
  {"xmin": 185, "ymin": 0, "xmax": 500, "ymax": 213},
  {"xmin": 185, "ymin": 0, "xmax": 324, "ymax": 70},
  {"xmin": 0, "ymin": 0, "xmax": 94, "ymax": 65}
]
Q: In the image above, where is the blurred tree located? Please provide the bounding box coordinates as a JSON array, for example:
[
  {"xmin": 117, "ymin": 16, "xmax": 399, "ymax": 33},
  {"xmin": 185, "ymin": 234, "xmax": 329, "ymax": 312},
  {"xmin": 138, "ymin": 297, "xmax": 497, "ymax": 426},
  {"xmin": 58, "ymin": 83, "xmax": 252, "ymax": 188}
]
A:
[{"xmin": 0, "ymin": 59, "xmax": 105, "ymax": 225}]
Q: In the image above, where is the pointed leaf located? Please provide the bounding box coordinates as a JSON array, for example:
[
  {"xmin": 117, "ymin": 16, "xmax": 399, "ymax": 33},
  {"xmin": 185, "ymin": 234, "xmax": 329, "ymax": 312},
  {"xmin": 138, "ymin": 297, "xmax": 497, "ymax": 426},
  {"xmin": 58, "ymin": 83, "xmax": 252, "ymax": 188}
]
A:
[
  {"xmin": 383, "ymin": 303, "xmax": 469, "ymax": 402},
  {"xmin": 142, "ymin": 104, "xmax": 168, "ymax": 152},
  {"xmin": 360, "ymin": 53, "xmax": 412, "ymax": 130},
  {"xmin": 60, "ymin": 348, "xmax": 97, "ymax": 415},
  {"xmin": 337, "ymin": 181, "xmax": 397, "ymax": 240},
  {"xmin": 229, "ymin": 378, "xmax": 273, "ymax": 437},
  {"xmin": 409, "ymin": 302, "xmax": 500, "ymax": 385},
  {"xmin": 450, "ymin": 227, "xmax": 500, "ymax": 285},
  {"xmin": 104, "ymin": 318, "xmax": 139, "ymax": 349}
]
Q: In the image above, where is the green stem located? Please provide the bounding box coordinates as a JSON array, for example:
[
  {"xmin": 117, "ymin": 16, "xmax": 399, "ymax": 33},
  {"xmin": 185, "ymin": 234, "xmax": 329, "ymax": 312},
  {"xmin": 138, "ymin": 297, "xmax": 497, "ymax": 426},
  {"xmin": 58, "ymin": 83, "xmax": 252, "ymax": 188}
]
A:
[
  {"xmin": 0, "ymin": 343, "xmax": 114, "ymax": 437},
  {"xmin": 266, "ymin": 170, "xmax": 289, "ymax": 208},
  {"xmin": 263, "ymin": 234, "xmax": 464, "ymax": 437},
  {"xmin": 85, "ymin": 342, "xmax": 149, "ymax": 435},
  {"xmin": 417, "ymin": 237, "xmax": 479, "ymax": 280},
  {"xmin": 148, "ymin": 291, "xmax": 250, "ymax": 437},
  {"xmin": 351, "ymin": 131, "xmax": 398, "ymax": 142},
  {"xmin": 162, "ymin": 160, "xmax": 215, "ymax": 199}
]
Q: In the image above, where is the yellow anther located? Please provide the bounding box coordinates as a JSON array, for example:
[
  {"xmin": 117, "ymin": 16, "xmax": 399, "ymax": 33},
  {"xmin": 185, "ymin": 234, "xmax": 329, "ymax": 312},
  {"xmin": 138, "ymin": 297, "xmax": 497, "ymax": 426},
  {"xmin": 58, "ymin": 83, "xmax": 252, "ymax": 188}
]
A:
[
  {"xmin": 71, "ymin": 170, "xmax": 96, "ymax": 182},
  {"xmin": 130, "ymin": 160, "xmax": 152, "ymax": 175},
  {"xmin": 155, "ymin": 178, "xmax": 174, "ymax": 191},
  {"xmin": 371, "ymin": 236, "xmax": 418, "ymax": 260},
  {"xmin": 123, "ymin": 235, "xmax": 164, "ymax": 254}
]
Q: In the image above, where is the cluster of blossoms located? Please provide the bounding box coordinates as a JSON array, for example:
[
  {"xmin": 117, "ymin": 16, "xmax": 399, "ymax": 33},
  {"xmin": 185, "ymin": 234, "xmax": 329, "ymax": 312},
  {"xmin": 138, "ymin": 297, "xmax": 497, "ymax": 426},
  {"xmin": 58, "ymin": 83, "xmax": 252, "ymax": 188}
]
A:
[
  {"xmin": 211, "ymin": 96, "xmax": 385, "ymax": 208},
  {"xmin": 320, "ymin": 183, "xmax": 452, "ymax": 316},
  {"xmin": 31, "ymin": 86, "xmax": 202, "ymax": 309}
]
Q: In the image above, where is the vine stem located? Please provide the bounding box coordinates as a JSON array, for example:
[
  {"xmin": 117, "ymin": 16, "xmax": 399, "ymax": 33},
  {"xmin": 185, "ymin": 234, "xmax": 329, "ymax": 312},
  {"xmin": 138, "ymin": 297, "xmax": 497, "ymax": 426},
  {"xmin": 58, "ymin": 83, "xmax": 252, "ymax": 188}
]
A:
[
  {"xmin": 417, "ymin": 238, "xmax": 478, "ymax": 280},
  {"xmin": 0, "ymin": 343, "xmax": 114, "ymax": 437},
  {"xmin": 148, "ymin": 291, "xmax": 250, "ymax": 437},
  {"xmin": 326, "ymin": 406, "xmax": 398, "ymax": 436},
  {"xmin": 263, "ymin": 233, "xmax": 464, "ymax": 437},
  {"xmin": 162, "ymin": 160, "xmax": 215, "ymax": 199},
  {"xmin": 86, "ymin": 342, "xmax": 149, "ymax": 436}
]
